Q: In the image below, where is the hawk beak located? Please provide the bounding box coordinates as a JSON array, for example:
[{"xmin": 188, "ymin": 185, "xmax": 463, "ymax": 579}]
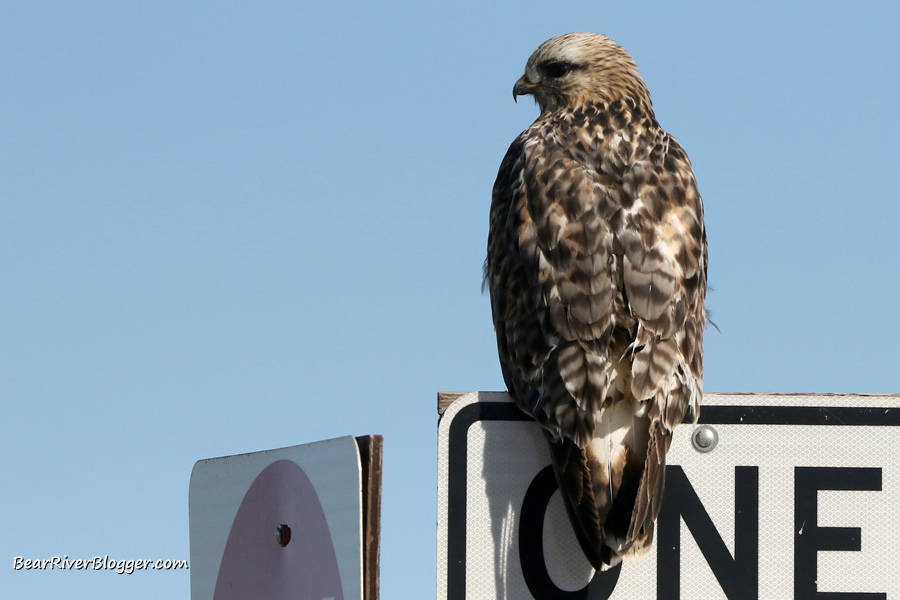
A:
[{"xmin": 513, "ymin": 75, "xmax": 538, "ymax": 102}]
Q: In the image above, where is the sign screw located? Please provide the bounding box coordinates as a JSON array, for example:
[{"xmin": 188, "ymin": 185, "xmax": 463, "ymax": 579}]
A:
[
  {"xmin": 692, "ymin": 425, "xmax": 718, "ymax": 453},
  {"xmin": 275, "ymin": 524, "xmax": 292, "ymax": 547}
]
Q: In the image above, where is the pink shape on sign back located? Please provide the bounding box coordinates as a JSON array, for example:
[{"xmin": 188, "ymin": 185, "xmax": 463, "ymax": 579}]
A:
[{"xmin": 213, "ymin": 459, "xmax": 344, "ymax": 600}]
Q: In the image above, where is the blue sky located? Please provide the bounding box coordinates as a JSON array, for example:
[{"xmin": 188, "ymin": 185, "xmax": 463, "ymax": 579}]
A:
[{"xmin": 2, "ymin": 1, "xmax": 899, "ymax": 598}]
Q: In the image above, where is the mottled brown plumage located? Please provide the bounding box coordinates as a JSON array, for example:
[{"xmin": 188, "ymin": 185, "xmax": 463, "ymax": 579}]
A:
[{"xmin": 485, "ymin": 33, "xmax": 707, "ymax": 569}]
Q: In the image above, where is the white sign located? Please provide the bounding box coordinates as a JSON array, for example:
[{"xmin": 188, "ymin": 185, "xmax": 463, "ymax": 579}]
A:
[
  {"xmin": 437, "ymin": 392, "xmax": 900, "ymax": 599},
  {"xmin": 190, "ymin": 436, "xmax": 363, "ymax": 600}
]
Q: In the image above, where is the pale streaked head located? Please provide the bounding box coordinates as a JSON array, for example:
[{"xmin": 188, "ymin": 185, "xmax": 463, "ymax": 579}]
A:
[{"xmin": 513, "ymin": 33, "xmax": 653, "ymax": 114}]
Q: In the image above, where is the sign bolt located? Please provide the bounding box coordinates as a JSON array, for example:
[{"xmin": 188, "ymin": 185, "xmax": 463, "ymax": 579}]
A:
[
  {"xmin": 275, "ymin": 524, "xmax": 292, "ymax": 547},
  {"xmin": 692, "ymin": 425, "xmax": 718, "ymax": 453}
]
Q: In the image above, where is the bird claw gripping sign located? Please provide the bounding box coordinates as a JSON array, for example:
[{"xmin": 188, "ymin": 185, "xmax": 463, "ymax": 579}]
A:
[{"xmin": 437, "ymin": 392, "xmax": 900, "ymax": 599}]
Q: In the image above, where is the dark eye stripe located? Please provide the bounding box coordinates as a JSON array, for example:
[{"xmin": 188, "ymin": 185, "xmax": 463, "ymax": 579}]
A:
[{"xmin": 541, "ymin": 61, "xmax": 576, "ymax": 78}]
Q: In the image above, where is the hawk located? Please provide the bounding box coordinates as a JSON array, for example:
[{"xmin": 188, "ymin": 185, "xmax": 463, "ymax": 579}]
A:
[{"xmin": 485, "ymin": 33, "xmax": 707, "ymax": 569}]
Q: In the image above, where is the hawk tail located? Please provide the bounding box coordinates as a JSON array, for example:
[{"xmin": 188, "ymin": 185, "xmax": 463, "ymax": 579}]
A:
[{"xmin": 544, "ymin": 407, "xmax": 669, "ymax": 569}]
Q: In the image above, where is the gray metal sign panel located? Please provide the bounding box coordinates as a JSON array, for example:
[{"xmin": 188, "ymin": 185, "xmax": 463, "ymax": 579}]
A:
[
  {"xmin": 190, "ymin": 436, "xmax": 363, "ymax": 600},
  {"xmin": 437, "ymin": 392, "xmax": 900, "ymax": 599}
]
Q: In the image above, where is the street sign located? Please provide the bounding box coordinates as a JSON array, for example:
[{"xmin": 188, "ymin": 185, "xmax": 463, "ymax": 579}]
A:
[
  {"xmin": 190, "ymin": 435, "xmax": 382, "ymax": 600},
  {"xmin": 437, "ymin": 392, "xmax": 900, "ymax": 599}
]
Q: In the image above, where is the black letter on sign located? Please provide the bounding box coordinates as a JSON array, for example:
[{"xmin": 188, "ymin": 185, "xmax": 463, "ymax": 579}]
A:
[
  {"xmin": 657, "ymin": 466, "xmax": 758, "ymax": 599},
  {"xmin": 794, "ymin": 467, "xmax": 884, "ymax": 600},
  {"xmin": 519, "ymin": 465, "xmax": 621, "ymax": 599}
]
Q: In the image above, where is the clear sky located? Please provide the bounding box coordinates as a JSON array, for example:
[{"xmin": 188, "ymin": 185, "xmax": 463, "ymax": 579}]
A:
[{"xmin": 3, "ymin": 1, "xmax": 899, "ymax": 598}]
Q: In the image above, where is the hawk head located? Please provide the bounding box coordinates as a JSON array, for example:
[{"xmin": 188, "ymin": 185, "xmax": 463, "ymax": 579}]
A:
[{"xmin": 513, "ymin": 32, "xmax": 652, "ymax": 114}]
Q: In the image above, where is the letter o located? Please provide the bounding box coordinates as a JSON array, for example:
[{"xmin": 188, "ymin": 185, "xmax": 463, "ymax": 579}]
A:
[{"xmin": 519, "ymin": 465, "xmax": 621, "ymax": 599}]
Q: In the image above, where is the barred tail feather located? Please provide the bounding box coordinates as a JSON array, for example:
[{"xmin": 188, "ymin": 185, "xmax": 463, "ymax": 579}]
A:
[{"xmin": 544, "ymin": 396, "xmax": 656, "ymax": 569}]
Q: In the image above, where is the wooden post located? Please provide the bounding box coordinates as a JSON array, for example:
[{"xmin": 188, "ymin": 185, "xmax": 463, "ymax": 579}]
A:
[{"xmin": 356, "ymin": 435, "xmax": 383, "ymax": 600}]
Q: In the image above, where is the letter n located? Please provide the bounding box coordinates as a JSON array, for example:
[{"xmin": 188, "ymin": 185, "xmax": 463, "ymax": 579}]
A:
[{"xmin": 657, "ymin": 465, "xmax": 758, "ymax": 599}]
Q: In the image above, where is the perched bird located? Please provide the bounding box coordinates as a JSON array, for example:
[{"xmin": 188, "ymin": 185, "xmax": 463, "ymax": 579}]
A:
[{"xmin": 485, "ymin": 33, "xmax": 707, "ymax": 569}]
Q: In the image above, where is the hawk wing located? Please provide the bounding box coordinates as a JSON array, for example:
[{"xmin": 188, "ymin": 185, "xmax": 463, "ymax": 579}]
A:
[{"xmin": 486, "ymin": 103, "xmax": 707, "ymax": 567}]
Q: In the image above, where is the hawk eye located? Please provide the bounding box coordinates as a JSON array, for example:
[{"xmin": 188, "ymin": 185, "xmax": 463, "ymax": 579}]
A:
[{"xmin": 542, "ymin": 61, "xmax": 571, "ymax": 78}]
